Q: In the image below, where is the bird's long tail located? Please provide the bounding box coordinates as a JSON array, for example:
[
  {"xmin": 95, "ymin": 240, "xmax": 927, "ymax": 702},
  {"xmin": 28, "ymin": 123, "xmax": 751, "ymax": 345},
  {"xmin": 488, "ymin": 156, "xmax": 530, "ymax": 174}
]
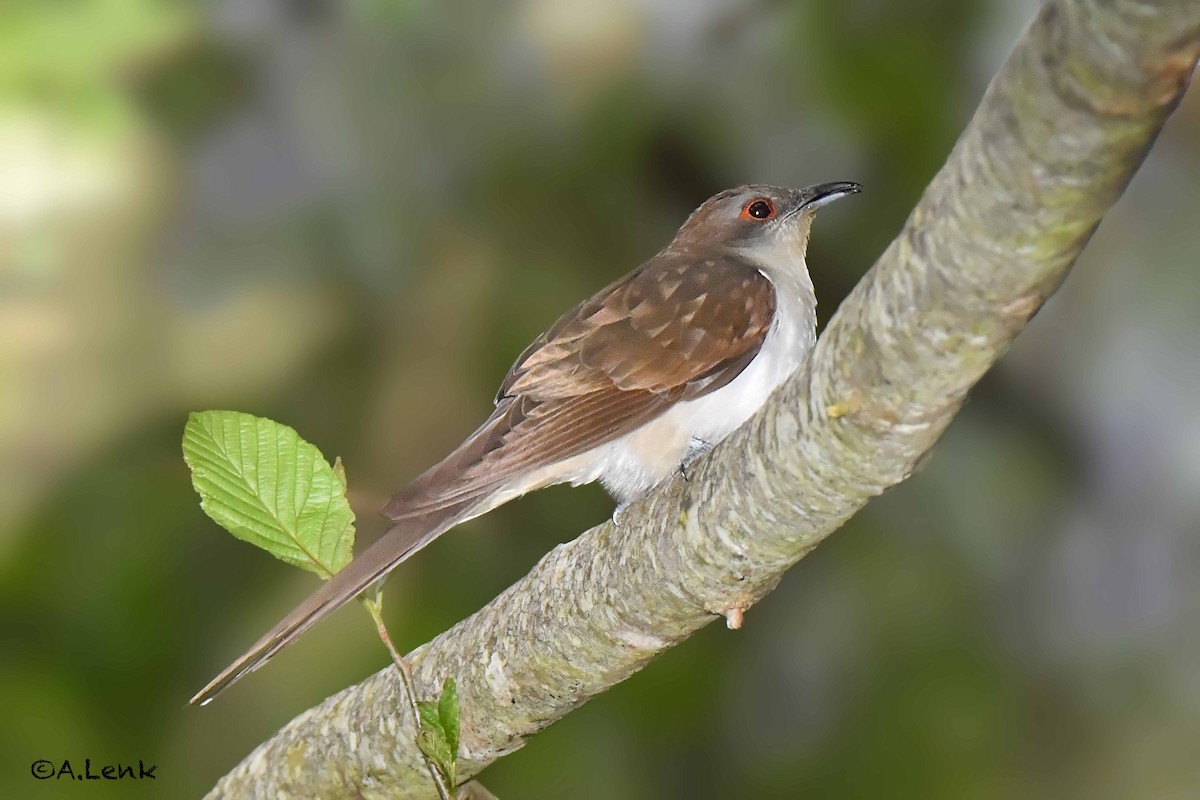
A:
[{"xmin": 189, "ymin": 498, "xmax": 479, "ymax": 705}]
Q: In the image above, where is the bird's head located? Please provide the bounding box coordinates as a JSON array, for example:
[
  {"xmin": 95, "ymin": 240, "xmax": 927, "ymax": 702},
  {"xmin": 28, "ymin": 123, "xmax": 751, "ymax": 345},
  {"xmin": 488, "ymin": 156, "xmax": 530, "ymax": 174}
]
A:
[{"xmin": 675, "ymin": 181, "xmax": 861, "ymax": 258}]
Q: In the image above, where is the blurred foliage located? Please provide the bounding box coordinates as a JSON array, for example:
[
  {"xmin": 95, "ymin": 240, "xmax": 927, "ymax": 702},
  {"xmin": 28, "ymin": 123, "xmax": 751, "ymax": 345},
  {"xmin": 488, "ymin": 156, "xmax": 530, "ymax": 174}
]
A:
[
  {"xmin": 1, "ymin": 1, "xmax": 1198, "ymax": 798},
  {"xmin": 0, "ymin": 0, "xmax": 197, "ymax": 133}
]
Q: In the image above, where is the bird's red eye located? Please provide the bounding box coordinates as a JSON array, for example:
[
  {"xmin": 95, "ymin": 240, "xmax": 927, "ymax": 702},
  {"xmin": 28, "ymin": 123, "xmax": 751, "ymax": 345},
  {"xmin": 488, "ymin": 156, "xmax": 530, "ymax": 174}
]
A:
[{"xmin": 740, "ymin": 198, "xmax": 776, "ymax": 221}]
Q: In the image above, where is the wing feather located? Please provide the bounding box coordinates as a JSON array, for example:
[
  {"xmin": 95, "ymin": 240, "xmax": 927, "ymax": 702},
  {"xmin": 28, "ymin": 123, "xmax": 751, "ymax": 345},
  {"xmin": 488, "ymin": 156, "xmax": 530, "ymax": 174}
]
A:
[{"xmin": 384, "ymin": 249, "xmax": 775, "ymax": 520}]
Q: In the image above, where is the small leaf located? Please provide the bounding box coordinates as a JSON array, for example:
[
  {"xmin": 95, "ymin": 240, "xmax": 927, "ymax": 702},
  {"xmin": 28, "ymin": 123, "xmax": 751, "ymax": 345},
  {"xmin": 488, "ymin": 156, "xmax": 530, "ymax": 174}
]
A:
[
  {"xmin": 439, "ymin": 678, "xmax": 459, "ymax": 758},
  {"xmin": 417, "ymin": 700, "xmax": 443, "ymax": 736},
  {"xmin": 418, "ymin": 683, "xmax": 460, "ymax": 788},
  {"xmin": 183, "ymin": 411, "xmax": 355, "ymax": 578},
  {"xmin": 417, "ymin": 728, "xmax": 452, "ymax": 776}
]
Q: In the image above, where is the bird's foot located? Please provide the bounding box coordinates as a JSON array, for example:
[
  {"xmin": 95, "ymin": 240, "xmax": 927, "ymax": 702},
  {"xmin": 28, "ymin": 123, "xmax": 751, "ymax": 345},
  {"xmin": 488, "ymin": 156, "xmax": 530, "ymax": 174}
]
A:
[{"xmin": 678, "ymin": 438, "xmax": 712, "ymax": 482}]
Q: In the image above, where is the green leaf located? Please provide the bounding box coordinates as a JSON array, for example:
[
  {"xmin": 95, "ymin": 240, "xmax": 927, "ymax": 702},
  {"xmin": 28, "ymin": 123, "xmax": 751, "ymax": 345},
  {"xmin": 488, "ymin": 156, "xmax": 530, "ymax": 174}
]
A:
[
  {"xmin": 182, "ymin": 411, "xmax": 355, "ymax": 578},
  {"xmin": 417, "ymin": 700, "xmax": 444, "ymax": 737},
  {"xmin": 439, "ymin": 678, "xmax": 459, "ymax": 758},
  {"xmin": 417, "ymin": 727, "xmax": 452, "ymax": 774},
  {"xmin": 416, "ymin": 680, "xmax": 460, "ymax": 788}
]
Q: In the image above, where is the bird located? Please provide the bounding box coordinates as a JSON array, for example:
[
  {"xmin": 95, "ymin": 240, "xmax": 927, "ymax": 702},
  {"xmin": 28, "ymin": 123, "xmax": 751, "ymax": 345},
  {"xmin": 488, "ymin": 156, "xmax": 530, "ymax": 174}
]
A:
[{"xmin": 191, "ymin": 181, "xmax": 860, "ymax": 705}]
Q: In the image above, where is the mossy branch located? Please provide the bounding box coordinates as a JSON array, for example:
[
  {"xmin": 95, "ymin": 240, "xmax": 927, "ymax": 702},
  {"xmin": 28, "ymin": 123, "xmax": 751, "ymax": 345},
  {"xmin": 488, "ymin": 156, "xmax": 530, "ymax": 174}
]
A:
[{"xmin": 204, "ymin": 1, "xmax": 1199, "ymax": 797}]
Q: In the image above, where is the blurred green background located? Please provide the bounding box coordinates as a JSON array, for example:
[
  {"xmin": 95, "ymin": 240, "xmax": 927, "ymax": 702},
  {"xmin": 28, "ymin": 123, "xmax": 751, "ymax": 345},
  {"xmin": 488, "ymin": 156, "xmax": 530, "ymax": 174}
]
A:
[{"xmin": 2, "ymin": 0, "xmax": 1199, "ymax": 797}]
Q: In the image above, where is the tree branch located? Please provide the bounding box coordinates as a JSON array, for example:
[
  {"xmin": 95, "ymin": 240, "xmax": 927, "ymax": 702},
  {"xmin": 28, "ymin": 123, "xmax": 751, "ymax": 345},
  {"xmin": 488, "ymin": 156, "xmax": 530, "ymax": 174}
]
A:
[{"xmin": 205, "ymin": 1, "xmax": 1200, "ymax": 797}]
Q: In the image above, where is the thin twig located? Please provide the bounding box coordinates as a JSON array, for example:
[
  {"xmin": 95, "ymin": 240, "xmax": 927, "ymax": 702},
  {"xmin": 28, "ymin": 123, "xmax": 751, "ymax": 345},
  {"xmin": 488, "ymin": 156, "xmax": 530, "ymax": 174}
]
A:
[{"xmin": 362, "ymin": 595, "xmax": 454, "ymax": 800}]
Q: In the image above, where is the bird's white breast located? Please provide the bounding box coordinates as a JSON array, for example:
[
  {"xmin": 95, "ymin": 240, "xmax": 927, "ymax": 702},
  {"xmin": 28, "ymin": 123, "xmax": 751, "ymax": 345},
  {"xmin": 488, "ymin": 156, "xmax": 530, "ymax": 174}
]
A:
[{"xmin": 579, "ymin": 253, "xmax": 818, "ymax": 501}]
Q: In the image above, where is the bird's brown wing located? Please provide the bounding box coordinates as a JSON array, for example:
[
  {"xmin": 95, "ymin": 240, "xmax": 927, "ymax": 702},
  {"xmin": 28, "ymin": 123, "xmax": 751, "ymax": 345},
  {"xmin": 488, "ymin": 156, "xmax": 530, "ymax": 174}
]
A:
[{"xmin": 383, "ymin": 249, "xmax": 777, "ymax": 518}]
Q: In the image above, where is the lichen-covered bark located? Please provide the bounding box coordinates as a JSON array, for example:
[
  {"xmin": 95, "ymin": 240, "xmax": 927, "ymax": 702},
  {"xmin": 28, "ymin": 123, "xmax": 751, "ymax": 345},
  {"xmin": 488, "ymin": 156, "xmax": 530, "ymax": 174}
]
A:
[{"xmin": 205, "ymin": 2, "xmax": 1200, "ymax": 797}]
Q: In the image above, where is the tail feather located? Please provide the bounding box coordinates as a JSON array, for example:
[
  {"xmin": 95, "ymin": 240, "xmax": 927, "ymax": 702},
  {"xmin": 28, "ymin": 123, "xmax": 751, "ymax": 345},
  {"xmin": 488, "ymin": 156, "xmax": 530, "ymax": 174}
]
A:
[{"xmin": 190, "ymin": 499, "xmax": 478, "ymax": 705}]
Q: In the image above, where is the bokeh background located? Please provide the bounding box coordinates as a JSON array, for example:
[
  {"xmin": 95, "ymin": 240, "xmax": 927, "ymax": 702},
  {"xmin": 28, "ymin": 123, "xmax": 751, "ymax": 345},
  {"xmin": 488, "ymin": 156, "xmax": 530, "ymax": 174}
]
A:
[{"xmin": 3, "ymin": 1, "xmax": 1199, "ymax": 797}]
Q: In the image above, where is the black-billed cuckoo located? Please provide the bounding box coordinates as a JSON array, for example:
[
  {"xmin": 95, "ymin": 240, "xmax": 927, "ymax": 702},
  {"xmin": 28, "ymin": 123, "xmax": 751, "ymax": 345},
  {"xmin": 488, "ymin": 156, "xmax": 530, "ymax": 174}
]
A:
[{"xmin": 192, "ymin": 181, "xmax": 860, "ymax": 704}]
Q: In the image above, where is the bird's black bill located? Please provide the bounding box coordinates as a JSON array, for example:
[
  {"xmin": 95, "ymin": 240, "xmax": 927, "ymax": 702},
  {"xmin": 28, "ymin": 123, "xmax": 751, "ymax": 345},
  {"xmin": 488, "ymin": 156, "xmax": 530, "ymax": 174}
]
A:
[{"xmin": 795, "ymin": 181, "xmax": 862, "ymax": 213}]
